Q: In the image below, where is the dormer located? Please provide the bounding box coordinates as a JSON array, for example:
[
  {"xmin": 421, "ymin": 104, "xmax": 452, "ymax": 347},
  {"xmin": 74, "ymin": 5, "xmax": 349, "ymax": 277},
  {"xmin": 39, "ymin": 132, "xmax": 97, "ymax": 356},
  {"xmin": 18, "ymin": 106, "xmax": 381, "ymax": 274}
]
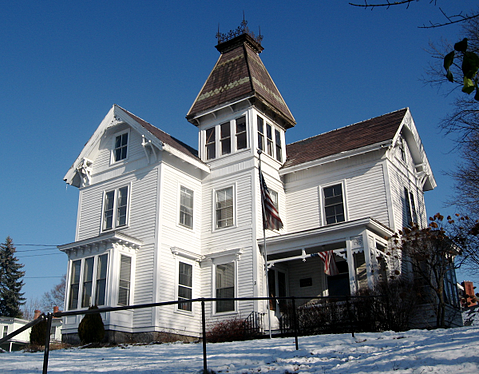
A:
[{"xmin": 186, "ymin": 20, "xmax": 295, "ymax": 165}]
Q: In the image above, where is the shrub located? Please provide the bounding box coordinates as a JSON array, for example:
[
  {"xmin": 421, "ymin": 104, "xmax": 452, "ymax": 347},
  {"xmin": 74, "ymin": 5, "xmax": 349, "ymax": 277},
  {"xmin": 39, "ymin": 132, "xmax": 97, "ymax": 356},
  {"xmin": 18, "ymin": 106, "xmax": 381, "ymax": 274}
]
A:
[
  {"xmin": 206, "ymin": 318, "xmax": 253, "ymax": 343},
  {"xmin": 30, "ymin": 319, "xmax": 47, "ymax": 345},
  {"xmin": 78, "ymin": 306, "xmax": 105, "ymax": 344}
]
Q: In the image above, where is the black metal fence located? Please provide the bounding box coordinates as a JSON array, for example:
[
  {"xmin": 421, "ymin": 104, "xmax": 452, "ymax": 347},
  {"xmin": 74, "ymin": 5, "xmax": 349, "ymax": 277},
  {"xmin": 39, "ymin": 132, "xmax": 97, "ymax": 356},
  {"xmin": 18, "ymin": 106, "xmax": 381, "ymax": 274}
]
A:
[{"xmin": 0, "ymin": 294, "xmax": 393, "ymax": 374}]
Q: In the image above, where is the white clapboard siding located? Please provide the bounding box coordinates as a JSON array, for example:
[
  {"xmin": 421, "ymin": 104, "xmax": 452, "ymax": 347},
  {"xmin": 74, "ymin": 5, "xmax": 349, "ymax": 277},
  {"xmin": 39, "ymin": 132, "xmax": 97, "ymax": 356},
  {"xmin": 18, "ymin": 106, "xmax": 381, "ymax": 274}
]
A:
[
  {"xmin": 287, "ymin": 256, "xmax": 326, "ymax": 306},
  {"xmin": 91, "ymin": 124, "xmax": 145, "ymax": 175},
  {"xmin": 346, "ymin": 163, "xmax": 389, "ymax": 225}
]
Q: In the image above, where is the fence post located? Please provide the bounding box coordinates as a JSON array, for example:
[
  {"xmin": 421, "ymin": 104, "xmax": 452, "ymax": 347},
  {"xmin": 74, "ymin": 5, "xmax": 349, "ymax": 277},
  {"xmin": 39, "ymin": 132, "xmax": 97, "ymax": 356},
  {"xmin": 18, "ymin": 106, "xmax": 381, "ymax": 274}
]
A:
[
  {"xmin": 42, "ymin": 312, "xmax": 53, "ymax": 374},
  {"xmin": 291, "ymin": 297, "xmax": 299, "ymax": 350},
  {"xmin": 201, "ymin": 299, "xmax": 208, "ymax": 374}
]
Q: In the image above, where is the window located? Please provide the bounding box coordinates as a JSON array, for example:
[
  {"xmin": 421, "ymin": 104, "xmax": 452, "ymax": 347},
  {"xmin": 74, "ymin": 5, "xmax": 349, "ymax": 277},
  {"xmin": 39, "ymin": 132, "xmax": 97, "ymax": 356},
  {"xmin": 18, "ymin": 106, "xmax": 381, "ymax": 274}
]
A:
[
  {"xmin": 95, "ymin": 254, "xmax": 108, "ymax": 306},
  {"xmin": 257, "ymin": 115, "xmax": 283, "ymax": 162},
  {"xmin": 215, "ymin": 187, "xmax": 234, "ymax": 229},
  {"xmin": 204, "ymin": 116, "xmax": 247, "ymax": 160},
  {"xmin": 324, "ymin": 184, "xmax": 345, "ymax": 224},
  {"xmin": 275, "ymin": 129, "xmax": 282, "ymax": 162},
  {"xmin": 206, "ymin": 127, "xmax": 216, "ymax": 160},
  {"xmin": 257, "ymin": 116, "xmax": 264, "ymax": 151},
  {"xmin": 179, "ymin": 186, "xmax": 194, "ymax": 229},
  {"xmin": 113, "ymin": 132, "xmax": 128, "ymax": 162},
  {"xmin": 220, "ymin": 122, "xmax": 231, "ymax": 155},
  {"xmin": 68, "ymin": 260, "xmax": 81, "ymax": 310},
  {"xmin": 266, "ymin": 123, "xmax": 273, "ymax": 156},
  {"xmin": 81, "ymin": 257, "xmax": 94, "ymax": 308},
  {"xmin": 178, "ymin": 262, "xmax": 193, "ymax": 311},
  {"xmin": 68, "ymin": 254, "xmax": 108, "ymax": 310},
  {"xmin": 3, "ymin": 325, "xmax": 8, "ymax": 338},
  {"xmin": 102, "ymin": 186, "xmax": 129, "ymax": 231},
  {"xmin": 236, "ymin": 116, "xmax": 247, "ymax": 150},
  {"xmin": 118, "ymin": 255, "xmax": 131, "ymax": 306},
  {"xmin": 215, "ymin": 263, "xmax": 235, "ymax": 313},
  {"xmin": 403, "ymin": 188, "xmax": 417, "ymax": 228}
]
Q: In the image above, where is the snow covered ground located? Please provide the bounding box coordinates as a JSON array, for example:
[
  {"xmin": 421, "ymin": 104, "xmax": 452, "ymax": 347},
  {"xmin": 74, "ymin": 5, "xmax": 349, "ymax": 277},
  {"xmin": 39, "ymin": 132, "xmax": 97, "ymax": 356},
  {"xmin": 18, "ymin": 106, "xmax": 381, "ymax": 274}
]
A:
[{"xmin": 1, "ymin": 326, "xmax": 479, "ymax": 373}]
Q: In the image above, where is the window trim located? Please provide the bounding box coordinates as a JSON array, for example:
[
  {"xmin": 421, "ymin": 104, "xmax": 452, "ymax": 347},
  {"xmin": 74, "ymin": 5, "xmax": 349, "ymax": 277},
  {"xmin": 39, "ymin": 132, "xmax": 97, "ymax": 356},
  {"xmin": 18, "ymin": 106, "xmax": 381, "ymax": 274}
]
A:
[
  {"xmin": 118, "ymin": 254, "xmax": 132, "ymax": 306},
  {"xmin": 101, "ymin": 184, "xmax": 131, "ymax": 232},
  {"xmin": 213, "ymin": 185, "xmax": 236, "ymax": 230},
  {"xmin": 67, "ymin": 253, "xmax": 109, "ymax": 311},
  {"xmin": 176, "ymin": 259, "xmax": 194, "ymax": 313},
  {"xmin": 178, "ymin": 185, "xmax": 194, "ymax": 230},
  {"xmin": 111, "ymin": 129, "xmax": 130, "ymax": 164},
  {"xmin": 256, "ymin": 114, "xmax": 284, "ymax": 163},
  {"xmin": 321, "ymin": 182, "xmax": 347, "ymax": 226},
  {"xmin": 202, "ymin": 115, "xmax": 248, "ymax": 161},
  {"xmin": 213, "ymin": 260, "xmax": 237, "ymax": 314}
]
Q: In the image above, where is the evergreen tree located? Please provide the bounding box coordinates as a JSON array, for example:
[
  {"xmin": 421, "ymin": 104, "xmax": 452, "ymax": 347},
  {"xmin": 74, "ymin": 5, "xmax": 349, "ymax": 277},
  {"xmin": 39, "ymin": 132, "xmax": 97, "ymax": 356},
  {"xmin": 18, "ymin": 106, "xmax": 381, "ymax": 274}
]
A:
[{"xmin": 0, "ymin": 237, "xmax": 25, "ymax": 317}]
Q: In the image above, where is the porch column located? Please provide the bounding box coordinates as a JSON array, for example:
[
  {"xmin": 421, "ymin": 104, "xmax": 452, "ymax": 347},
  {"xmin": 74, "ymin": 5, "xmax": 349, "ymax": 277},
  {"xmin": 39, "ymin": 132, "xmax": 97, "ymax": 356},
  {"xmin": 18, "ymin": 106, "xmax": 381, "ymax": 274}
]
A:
[
  {"xmin": 346, "ymin": 239, "xmax": 357, "ymax": 295},
  {"xmin": 362, "ymin": 230, "xmax": 374, "ymax": 290}
]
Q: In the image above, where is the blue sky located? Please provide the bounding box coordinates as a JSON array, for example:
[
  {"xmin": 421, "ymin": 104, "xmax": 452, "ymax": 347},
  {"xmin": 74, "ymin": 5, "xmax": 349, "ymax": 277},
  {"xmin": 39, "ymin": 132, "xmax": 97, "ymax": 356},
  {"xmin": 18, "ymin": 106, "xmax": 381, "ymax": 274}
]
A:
[{"xmin": 1, "ymin": 1, "xmax": 478, "ymax": 308}]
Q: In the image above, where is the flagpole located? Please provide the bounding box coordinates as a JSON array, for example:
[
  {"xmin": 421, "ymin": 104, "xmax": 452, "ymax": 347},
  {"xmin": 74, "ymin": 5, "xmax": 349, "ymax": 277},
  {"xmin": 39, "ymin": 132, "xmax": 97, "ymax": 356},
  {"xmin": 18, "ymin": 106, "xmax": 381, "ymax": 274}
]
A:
[{"xmin": 258, "ymin": 149, "xmax": 272, "ymax": 338}]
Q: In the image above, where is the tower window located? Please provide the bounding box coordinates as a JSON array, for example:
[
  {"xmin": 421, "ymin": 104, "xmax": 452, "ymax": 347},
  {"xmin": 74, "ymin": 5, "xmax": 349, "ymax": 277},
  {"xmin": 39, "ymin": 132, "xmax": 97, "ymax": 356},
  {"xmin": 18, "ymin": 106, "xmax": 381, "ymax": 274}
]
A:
[
  {"xmin": 220, "ymin": 122, "xmax": 231, "ymax": 155},
  {"xmin": 206, "ymin": 127, "xmax": 216, "ymax": 160},
  {"xmin": 236, "ymin": 116, "xmax": 247, "ymax": 150}
]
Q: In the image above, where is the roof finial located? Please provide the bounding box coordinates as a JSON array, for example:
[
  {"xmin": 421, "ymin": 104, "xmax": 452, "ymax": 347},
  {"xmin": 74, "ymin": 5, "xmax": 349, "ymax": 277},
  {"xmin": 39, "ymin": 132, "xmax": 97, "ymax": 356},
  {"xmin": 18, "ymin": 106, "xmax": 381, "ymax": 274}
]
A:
[{"xmin": 216, "ymin": 16, "xmax": 263, "ymax": 45}]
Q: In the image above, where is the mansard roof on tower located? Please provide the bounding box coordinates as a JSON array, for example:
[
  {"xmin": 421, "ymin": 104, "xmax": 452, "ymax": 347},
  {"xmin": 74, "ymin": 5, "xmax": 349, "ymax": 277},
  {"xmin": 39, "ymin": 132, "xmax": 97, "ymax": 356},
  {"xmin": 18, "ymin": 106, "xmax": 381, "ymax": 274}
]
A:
[{"xmin": 186, "ymin": 21, "xmax": 296, "ymax": 130}]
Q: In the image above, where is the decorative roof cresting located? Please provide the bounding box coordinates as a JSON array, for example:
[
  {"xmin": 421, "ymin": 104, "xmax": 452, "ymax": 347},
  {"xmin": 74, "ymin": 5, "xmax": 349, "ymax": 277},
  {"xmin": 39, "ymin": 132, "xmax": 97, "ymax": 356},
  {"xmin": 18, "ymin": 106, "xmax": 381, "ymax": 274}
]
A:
[{"xmin": 216, "ymin": 18, "xmax": 263, "ymax": 45}]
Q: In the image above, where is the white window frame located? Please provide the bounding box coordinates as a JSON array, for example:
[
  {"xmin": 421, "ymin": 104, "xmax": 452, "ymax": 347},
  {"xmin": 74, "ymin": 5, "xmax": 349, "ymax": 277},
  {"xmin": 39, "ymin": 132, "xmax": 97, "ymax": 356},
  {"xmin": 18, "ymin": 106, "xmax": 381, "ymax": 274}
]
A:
[
  {"xmin": 176, "ymin": 259, "xmax": 194, "ymax": 313},
  {"xmin": 179, "ymin": 185, "xmax": 194, "ymax": 230},
  {"xmin": 212, "ymin": 260, "xmax": 237, "ymax": 315},
  {"xmin": 67, "ymin": 253, "xmax": 109, "ymax": 311},
  {"xmin": 101, "ymin": 184, "xmax": 131, "ymax": 232},
  {"xmin": 213, "ymin": 185, "xmax": 235, "ymax": 230},
  {"xmin": 202, "ymin": 115, "xmax": 248, "ymax": 161},
  {"xmin": 111, "ymin": 129, "xmax": 130, "ymax": 164},
  {"xmin": 256, "ymin": 115, "xmax": 284, "ymax": 163},
  {"xmin": 118, "ymin": 254, "xmax": 132, "ymax": 306},
  {"xmin": 321, "ymin": 182, "xmax": 347, "ymax": 226}
]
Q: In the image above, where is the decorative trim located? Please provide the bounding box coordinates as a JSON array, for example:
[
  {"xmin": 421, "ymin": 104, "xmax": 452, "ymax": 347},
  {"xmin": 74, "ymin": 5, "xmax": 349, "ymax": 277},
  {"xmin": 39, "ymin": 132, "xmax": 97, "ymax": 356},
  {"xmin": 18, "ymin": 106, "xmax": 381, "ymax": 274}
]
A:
[{"xmin": 171, "ymin": 247, "xmax": 204, "ymax": 262}]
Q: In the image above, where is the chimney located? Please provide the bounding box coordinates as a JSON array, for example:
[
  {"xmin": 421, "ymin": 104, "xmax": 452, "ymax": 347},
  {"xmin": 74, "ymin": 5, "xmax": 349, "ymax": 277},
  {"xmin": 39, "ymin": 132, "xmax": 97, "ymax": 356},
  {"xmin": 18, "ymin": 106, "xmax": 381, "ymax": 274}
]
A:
[{"xmin": 34, "ymin": 310, "xmax": 42, "ymax": 320}]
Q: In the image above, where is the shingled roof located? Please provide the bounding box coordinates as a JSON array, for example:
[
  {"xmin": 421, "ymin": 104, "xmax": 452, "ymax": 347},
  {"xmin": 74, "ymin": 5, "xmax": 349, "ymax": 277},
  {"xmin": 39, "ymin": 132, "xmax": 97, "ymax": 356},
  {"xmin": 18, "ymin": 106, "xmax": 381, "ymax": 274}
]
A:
[
  {"xmin": 283, "ymin": 108, "xmax": 408, "ymax": 169},
  {"xmin": 118, "ymin": 105, "xmax": 199, "ymax": 160},
  {"xmin": 186, "ymin": 33, "xmax": 296, "ymax": 129}
]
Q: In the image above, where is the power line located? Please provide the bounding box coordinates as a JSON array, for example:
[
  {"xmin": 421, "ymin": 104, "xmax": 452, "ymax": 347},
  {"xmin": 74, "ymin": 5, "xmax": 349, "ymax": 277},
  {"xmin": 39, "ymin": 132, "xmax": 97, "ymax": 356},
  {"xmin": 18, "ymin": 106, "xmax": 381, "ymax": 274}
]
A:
[
  {"xmin": 16, "ymin": 247, "xmax": 58, "ymax": 253},
  {"xmin": 15, "ymin": 244, "xmax": 59, "ymax": 247},
  {"xmin": 23, "ymin": 275, "xmax": 63, "ymax": 279},
  {"xmin": 19, "ymin": 253, "xmax": 64, "ymax": 258}
]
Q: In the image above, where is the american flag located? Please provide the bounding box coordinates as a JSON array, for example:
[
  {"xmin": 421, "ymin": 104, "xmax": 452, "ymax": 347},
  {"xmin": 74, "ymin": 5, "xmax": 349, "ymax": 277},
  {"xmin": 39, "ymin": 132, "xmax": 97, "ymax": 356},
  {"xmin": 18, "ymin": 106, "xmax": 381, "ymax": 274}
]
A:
[
  {"xmin": 313, "ymin": 251, "xmax": 339, "ymax": 276},
  {"xmin": 259, "ymin": 170, "xmax": 283, "ymax": 231}
]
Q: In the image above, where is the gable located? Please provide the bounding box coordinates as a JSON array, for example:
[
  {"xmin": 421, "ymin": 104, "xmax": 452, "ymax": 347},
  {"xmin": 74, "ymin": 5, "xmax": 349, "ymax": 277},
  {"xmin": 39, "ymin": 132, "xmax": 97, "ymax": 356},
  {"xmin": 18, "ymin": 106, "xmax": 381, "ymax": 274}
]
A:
[{"xmin": 64, "ymin": 105, "xmax": 208, "ymax": 187}]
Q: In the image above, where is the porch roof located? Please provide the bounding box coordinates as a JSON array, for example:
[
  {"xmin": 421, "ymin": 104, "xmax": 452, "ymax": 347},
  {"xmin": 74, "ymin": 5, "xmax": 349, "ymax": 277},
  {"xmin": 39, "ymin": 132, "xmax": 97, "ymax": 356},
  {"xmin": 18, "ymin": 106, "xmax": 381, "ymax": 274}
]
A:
[{"xmin": 259, "ymin": 217, "xmax": 393, "ymax": 254}]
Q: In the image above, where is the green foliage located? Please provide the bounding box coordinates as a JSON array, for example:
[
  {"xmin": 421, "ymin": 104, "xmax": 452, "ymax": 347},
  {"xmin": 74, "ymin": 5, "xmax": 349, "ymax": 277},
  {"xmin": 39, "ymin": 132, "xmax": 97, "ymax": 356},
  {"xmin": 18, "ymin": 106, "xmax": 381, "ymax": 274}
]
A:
[
  {"xmin": 444, "ymin": 38, "xmax": 479, "ymax": 100},
  {"xmin": 78, "ymin": 306, "xmax": 105, "ymax": 344},
  {"xmin": 0, "ymin": 237, "xmax": 25, "ymax": 317},
  {"xmin": 30, "ymin": 317, "xmax": 47, "ymax": 345}
]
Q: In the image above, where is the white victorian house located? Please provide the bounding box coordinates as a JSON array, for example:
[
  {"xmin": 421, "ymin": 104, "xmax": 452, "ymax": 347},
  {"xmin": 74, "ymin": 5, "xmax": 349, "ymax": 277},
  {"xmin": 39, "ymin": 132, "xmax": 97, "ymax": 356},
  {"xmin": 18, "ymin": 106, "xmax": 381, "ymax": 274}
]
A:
[{"xmin": 58, "ymin": 28, "xmax": 454, "ymax": 343}]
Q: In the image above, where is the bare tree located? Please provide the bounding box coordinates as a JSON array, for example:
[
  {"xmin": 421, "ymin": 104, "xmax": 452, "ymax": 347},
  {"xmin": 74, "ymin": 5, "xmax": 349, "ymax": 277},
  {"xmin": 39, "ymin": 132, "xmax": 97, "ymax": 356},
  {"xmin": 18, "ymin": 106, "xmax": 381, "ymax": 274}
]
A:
[
  {"xmin": 40, "ymin": 275, "xmax": 66, "ymax": 312},
  {"xmin": 392, "ymin": 214, "xmax": 461, "ymax": 328},
  {"xmin": 349, "ymin": 0, "xmax": 479, "ymax": 28}
]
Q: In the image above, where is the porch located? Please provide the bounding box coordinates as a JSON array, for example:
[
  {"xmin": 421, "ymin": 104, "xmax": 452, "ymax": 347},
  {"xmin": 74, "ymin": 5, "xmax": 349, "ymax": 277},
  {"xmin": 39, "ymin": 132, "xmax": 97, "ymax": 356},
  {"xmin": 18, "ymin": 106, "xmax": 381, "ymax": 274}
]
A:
[{"xmin": 260, "ymin": 218, "xmax": 395, "ymax": 317}]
